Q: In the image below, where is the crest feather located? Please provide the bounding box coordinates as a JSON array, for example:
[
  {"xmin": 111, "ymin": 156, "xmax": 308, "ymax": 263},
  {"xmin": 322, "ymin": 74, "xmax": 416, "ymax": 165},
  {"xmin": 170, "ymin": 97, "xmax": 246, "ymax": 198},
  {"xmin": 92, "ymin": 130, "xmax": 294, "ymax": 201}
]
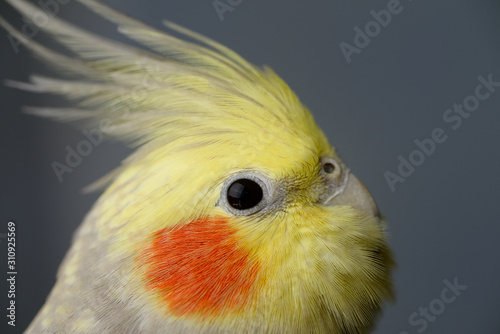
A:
[
  {"xmin": 3, "ymin": 0, "xmax": 321, "ymax": 145},
  {"xmin": 2, "ymin": 0, "xmax": 331, "ymax": 194}
]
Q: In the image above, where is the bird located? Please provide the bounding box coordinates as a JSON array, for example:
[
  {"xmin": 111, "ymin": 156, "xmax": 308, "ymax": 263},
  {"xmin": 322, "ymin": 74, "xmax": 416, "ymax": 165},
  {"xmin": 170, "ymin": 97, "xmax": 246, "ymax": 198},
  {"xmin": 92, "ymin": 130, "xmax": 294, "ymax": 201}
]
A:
[{"xmin": 1, "ymin": 0, "xmax": 394, "ymax": 333}]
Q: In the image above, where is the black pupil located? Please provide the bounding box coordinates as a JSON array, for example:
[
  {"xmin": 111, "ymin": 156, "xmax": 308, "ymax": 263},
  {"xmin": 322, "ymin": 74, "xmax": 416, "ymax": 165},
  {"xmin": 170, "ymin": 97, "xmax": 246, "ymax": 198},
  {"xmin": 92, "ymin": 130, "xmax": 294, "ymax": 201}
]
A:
[{"xmin": 227, "ymin": 179, "xmax": 263, "ymax": 210}]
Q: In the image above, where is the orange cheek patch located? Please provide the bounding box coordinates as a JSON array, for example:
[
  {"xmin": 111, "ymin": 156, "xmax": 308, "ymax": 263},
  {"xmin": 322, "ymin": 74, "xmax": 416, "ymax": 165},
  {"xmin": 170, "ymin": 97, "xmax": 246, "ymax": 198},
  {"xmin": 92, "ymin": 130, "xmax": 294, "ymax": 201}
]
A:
[{"xmin": 141, "ymin": 217, "xmax": 260, "ymax": 317}]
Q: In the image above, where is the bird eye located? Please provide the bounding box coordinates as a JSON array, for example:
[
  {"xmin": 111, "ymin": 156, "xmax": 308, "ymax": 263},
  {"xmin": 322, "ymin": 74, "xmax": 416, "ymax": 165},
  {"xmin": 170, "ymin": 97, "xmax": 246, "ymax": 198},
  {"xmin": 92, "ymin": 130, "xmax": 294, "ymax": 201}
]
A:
[
  {"xmin": 220, "ymin": 172, "xmax": 274, "ymax": 216},
  {"xmin": 227, "ymin": 179, "xmax": 263, "ymax": 210}
]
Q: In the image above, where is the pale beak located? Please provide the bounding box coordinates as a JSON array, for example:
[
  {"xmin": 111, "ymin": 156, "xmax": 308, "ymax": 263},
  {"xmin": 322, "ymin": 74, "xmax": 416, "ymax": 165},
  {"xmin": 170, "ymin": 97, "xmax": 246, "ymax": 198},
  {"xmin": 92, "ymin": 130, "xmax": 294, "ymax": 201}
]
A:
[{"xmin": 327, "ymin": 173, "xmax": 380, "ymax": 218}]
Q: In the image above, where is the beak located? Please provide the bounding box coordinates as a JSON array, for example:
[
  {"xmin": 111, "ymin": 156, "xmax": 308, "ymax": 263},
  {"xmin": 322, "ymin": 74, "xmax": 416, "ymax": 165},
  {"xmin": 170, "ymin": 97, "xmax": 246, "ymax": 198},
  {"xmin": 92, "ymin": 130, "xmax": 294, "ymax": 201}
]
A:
[{"xmin": 327, "ymin": 173, "xmax": 380, "ymax": 218}]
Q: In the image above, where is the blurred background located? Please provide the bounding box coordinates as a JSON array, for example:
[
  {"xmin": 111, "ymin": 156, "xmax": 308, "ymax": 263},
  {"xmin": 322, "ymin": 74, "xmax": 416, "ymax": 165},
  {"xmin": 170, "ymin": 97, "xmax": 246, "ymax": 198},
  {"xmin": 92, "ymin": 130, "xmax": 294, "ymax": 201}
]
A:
[{"xmin": 1, "ymin": 0, "xmax": 500, "ymax": 333}]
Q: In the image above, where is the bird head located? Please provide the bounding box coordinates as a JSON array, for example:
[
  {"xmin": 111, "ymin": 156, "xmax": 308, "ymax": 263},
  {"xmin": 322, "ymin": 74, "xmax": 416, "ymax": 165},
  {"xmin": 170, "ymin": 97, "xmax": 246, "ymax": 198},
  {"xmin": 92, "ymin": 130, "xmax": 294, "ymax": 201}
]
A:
[
  {"xmin": 2, "ymin": 0, "xmax": 394, "ymax": 333},
  {"xmin": 101, "ymin": 82, "xmax": 392, "ymax": 333}
]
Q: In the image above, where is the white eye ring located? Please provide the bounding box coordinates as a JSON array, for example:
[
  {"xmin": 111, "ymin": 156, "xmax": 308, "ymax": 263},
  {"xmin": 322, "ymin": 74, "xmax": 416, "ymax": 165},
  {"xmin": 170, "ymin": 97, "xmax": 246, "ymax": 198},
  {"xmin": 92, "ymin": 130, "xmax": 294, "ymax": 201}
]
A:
[{"xmin": 219, "ymin": 172, "xmax": 275, "ymax": 216}]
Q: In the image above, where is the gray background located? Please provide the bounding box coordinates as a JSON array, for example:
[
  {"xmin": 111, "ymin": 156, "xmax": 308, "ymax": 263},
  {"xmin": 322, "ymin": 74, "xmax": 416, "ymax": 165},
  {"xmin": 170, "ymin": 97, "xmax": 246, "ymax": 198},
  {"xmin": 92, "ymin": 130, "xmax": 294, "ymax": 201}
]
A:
[{"xmin": 1, "ymin": 0, "xmax": 500, "ymax": 333}]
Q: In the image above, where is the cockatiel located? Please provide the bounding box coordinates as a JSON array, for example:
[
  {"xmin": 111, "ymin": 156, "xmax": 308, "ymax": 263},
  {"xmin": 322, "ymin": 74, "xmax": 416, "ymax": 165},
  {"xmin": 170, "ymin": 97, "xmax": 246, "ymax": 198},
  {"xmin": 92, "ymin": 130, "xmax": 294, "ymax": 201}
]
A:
[{"xmin": 2, "ymin": 0, "xmax": 394, "ymax": 333}]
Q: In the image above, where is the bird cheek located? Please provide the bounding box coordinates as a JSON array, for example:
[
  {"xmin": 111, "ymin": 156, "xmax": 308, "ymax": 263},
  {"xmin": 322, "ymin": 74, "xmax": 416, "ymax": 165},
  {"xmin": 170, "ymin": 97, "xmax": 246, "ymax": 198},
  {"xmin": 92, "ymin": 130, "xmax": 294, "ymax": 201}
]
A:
[{"xmin": 138, "ymin": 217, "xmax": 260, "ymax": 317}]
